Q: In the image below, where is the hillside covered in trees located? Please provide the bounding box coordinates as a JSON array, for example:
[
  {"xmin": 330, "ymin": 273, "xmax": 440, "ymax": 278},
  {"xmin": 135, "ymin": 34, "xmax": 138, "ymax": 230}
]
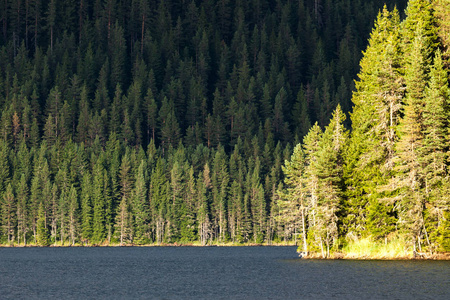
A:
[{"xmin": 1, "ymin": 0, "xmax": 449, "ymax": 255}]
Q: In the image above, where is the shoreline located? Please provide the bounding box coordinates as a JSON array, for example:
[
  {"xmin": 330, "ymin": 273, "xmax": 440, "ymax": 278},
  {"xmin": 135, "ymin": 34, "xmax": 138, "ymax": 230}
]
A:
[
  {"xmin": 2, "ymin": 243, "xmax": 449, "ymax": 260},
  {"xmin": 0, "ymin": 241, "xmax": 297, "ymax": 248},
  {"xmin": 298, "ymin": 251, "xmax": 450, "ymax": 261}
]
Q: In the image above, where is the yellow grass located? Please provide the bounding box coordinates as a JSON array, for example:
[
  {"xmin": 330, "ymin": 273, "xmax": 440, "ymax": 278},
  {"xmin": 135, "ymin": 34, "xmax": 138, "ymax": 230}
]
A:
[{"xmin": 340, "ymin": 236, "xmax": 411, "ymax": 259}]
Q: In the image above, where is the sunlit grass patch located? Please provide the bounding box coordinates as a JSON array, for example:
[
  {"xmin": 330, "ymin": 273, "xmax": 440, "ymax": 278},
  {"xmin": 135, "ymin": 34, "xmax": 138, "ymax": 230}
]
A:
[{"xmin": 342, "ymin": 236, "xmax": 409, "ymax": 259}]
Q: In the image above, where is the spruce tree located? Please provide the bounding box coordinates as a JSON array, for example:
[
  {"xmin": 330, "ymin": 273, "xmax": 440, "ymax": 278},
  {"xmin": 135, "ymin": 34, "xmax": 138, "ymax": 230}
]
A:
[
  {"xmin": 92, "ymin": 157, "xmax": 106, "ymax": 243},
  {"xmin": 248, "ymin": 159, "xmax": 265, "ymax": 243},
  {"xmin": 169, "ymin": 160, "xmax": 184, "ymax": 241},
  {"xmin": 149, "ymin": 157, "xmax": 169, "ymax": 244},
  {"xmin": 197, "ymin": 166, "xmax": 212, "ymax": 245},
  {"xmin": 393, "ymin": 31, "xmax": 428, "ymax": 252},
  {"xmin": 211, "ymin": 147, "xmax": 229, "ymax": 242},
  {"xmin": 279, "ymin": 143, "xmax": 308, "ymax": 253},
  {"xmin": 422, "ymin": 50, "xmax": 450, "ymax": 249},
  {"xmin": 36, "ymin": 202, "xmax": 49, "ymax": 246},
  {"xmin": 115, "ymin": 194, "xmax": 132, "ymax": 245},
  {"xmin": 402, "ymin": 0, "xmax": 438, "ymax": 62},
  {"xmin": 302, "ymin": 122, "xmax": 323, "ymax": 254},
  {"xmin": 2, "ymin": 183, "xmax": 16, "ymax": 244},
  {"xmin": 314, "ymin": 105, "xmax": 347, "ymax": 257},
  {"xmin": 181, "ymin": 165, "xmax": 197, "ymax": 242},
  {"xmin": 80, "ymin": 172, "xmax": 93, "ymax": 244},
  {"xmin": 16, "ymin": 174, "xmax": 28, "ymax": 245},
  {"xmin": 344, "ymin": 6, "xmax": 403, "ymax": 240},
  {"xmin": 132, "ymin": 160, "xmax": 149, "ymax": 243},
  {"xmin": 68, "ymin": 185, "xmax": 78, "ymax": 246}
]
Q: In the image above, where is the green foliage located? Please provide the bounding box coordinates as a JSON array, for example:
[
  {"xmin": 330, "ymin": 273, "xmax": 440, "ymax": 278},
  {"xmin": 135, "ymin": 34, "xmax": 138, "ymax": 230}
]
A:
[{"xmin": 1, "ymin": 0, "xmax": 449, "ymax": 255}]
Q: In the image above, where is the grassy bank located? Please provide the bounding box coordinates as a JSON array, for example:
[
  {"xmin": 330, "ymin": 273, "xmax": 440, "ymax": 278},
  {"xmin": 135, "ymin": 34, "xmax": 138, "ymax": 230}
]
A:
[
  {"xmin": 299, "ymin": 236, "xmax": 450, "ymax": 260},
  {"xmin": 341, "ymin": 236, "xmax": 409, "ymax": 259}
]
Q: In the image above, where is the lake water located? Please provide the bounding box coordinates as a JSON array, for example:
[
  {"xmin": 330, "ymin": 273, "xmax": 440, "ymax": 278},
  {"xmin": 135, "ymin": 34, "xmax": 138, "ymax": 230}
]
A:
[{"xmin": 0, "ymin": 246, "xmax": 449, "ymax": 299}]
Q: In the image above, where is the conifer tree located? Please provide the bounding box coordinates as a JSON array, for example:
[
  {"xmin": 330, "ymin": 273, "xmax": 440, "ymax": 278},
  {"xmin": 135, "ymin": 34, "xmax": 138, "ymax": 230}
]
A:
[
  {"xmin": 115, "ymin": 194, "xmax": 131, "ymax": 245},
  {"xmin": 119, "ymin": 149, "xmax": 133, "ymax": 202},
  {"xmin": 181, "ymin": 165, "xmax": 197, "ymax": 242},
  {"xmin": 29, "ymin": 143, "xmax": 50, "ymax": 243},
  {"xmin": 211, "ymin": 147, "xmax": 229, "ymax": 242},
  {"xmin": 248, "ymin": 159, "xmax": 266, "ymax": 243},
  {"xmin": 92, "ymin": 157, "xmax": 106, "ymax": 243},
  {"xmin": 2, "ymin": 183, "xmax": 16, "ymax": 244},
  {"xmin": 68, "ymin": 185, "xmax": 78, "ymax": 245},
  {"xmin": 80, "ymin": 172, "xmax": 93, "ymax": 244},
  {"xmin": 314, "ymin": 105, "xmax": 347, "ymax": 256},
  {"xmin": 434, "ymin": 0, "xmax": 450, "ymax": 64},
  {"xmin": 228, "ymin": 180, "xmax": 242, "ymax": 243},
  {"xmin": 144, "ymin": 88, "xmax": 158, "ymax": 143},
  {"xmin": 0, "ymin": 140, "xmax": 10, "ymax": 195},
  {"xmin": 132, "ymin": 160, "xmax": 149, "ymax": 243},
  {"xmin": 169, "ymin": 160, "xmax": 184, "ymax": 241},
  {"xmin": 422, "ymin": 50, "xmax": 450, "ymax": 249},
  {"xmin": 58, "ymin": 188, "xmax": 70, "ymax": 245},
  {"xmin": 344, "ymin": 6, "xmax": 403, "ymax": 239},
  {"xmin": 149, "ymin": 157, "xmax": 169, "ymax": 244},
  {"xmin": 302, "ymin": 123, "xmax": 323, "ymax": 253},
  {"xmin": 279, "ymin": 143, "xmax": 308, "ymax": 253},
  {"xmin": 197, "ymin": 166, "xmax": 211, "ymax": 245},
  {"xmin": 393, "ymin": 31, "xmax": 429, "ymax": 251},
  {"xmin": 402, "ymin": 0, "xmax": 438, "ymax": 62},
  {"xmin": 158, "ymin": 97, "xmax": 181, "ymax": 149},
  {"xmin": 16, "ymin": 174, "xmax": 28, "ymax": 245},
  {"xmin": 36, "ymin": 201, "xmax": 49, "ymax": 246},
  {"xmin": 48, "ymin": 183, "xmax": 57, "ymax": 245}
]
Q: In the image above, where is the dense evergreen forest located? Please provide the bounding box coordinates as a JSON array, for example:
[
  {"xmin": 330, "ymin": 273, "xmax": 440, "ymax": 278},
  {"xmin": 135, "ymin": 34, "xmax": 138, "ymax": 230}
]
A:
[{"xmin": 1, "ymin": 0, "xmax": 449, "ymax": 255}]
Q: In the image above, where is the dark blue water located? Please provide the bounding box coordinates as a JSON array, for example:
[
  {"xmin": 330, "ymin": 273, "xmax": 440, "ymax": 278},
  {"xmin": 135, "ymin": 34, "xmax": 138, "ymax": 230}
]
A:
[{"xmin": 0, "ymin": 246, "xmax": 449, "ymax": 299}]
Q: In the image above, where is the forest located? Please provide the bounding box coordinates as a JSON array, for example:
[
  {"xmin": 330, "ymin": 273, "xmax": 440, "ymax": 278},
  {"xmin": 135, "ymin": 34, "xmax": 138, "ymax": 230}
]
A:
[{"xmin": 0, "ymin": 0, "xmax": 448, "ymax": 256}]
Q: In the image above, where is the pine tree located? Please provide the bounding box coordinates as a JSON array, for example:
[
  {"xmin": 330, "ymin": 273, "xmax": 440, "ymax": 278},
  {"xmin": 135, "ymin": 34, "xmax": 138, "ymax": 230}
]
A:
[
  {"xmin": 434, "ymin": 0, "xmax": 450, "ymax": 65},
  {"xmin": 2, "ymin": 183, "xmax": 16, "ymax": 244},
  {"xmin": 109, "ymin": 21, "xmax": 127, "ymax": 90},
  {"xmin": 169, "ymin": 159, "xmax": 184, "ymax": 242},
  {"xmin": 36, "ymin": 201, "xmax": 49, "ymax": 246},
  {"xmin": 0, "ymin": 140, "xmax": 10, "ymax": 195},
  {"xmin": 29, "ymin": 143, "xmax": 50, "ymax": 243},
  {"xmin": 132, "ymin": 160, "xmax": 149, "ymax": 243},
  {"xmin": 80, "ymin": 172, "xmax": 93, "ymax": 244},
  {"xmin": 16, "ymin": 174, "xmax": 28, "ymax": 245},
  {"xmin": 68, "ymin": 185, "xmax": 78, "ymax": 245},
  {"xmin": 393, "ymin": 31, "xmax": 429, "ymax": 252},
  {"xmin": 58, "ymin": 188, "xmax": 69, "ymax": 245},
  {"xmin": 344, "ymin": 6, "xmax": 403, "ymax": 240},
  {"xmin": 181, "ymin": 165, "xmax": 197, "ymax": 242},
  {"xmin": 48, "ymin": 182, "xmax": 57, "ymax": 245},
  {"xmin": 313, "ymin": 105, "xmax": 347, "ymax": 256},
  {"xmin": 197, "ymin": 165, "xmax": 211, "ymax": 245},
  {"xmin": 158, "ymin": 97, "xmax": 181, "ymax": 150},
  {"xmin": 144, "ymin": 88, "xmax": 158, "ymax": 143},
  {"xmin": 149, "ymin": 157, "xmax": 169, "ymax": 244},
  {"xmin": 92, "ymin": 157, "xmax": 106, "ymax": 243},
  {"xmin": 211, "ymin": 147, "xmax": 229, "ymax": 242},
  {"xmin": 422, "ymin": 50, "xmax": 450, "ymax": 249},
  {"xmin": 302, "ymin": 123, "xmax": 323, "ymax": 253},
  {"xmin": 402, "ymin": 0, "xmax": 438, "ymax": 62},
  {"xmin": 248, "ymin": 159, "xmax": 266, "ymax": 243},
  {"xmin": 279, "ymin": 143, "xmax": 308, "ymax": 253},
  {"xmin": 115, "ymin": 193, "xmax": 132, "ymax": 245}
]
